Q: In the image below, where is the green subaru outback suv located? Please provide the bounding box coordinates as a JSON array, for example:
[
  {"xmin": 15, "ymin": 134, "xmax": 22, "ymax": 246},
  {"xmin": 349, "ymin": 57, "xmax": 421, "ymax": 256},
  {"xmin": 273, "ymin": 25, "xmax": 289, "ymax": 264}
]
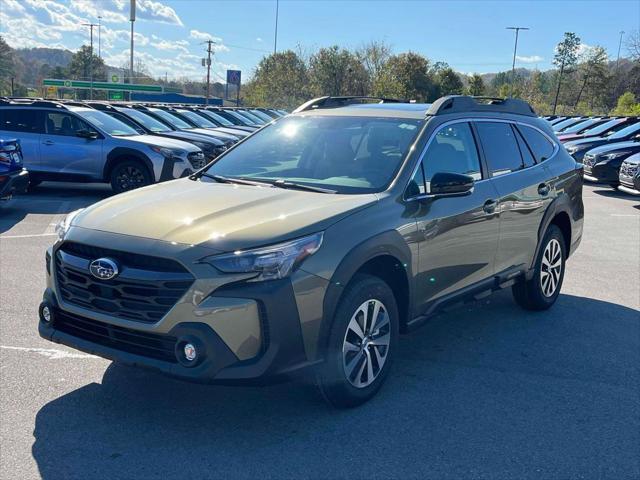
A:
[{"xmin": 39, "ymin": 96, "xmax": 584, "ymax": 407}]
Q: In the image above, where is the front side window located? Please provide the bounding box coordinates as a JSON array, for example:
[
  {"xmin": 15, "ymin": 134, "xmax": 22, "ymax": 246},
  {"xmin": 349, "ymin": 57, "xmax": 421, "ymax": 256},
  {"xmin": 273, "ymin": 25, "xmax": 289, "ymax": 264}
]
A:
[
  {"xmin": 45, "ymin": 112, "xmax": 92, "ymax": 136},
  {"xmin": 121, "ymin": 108, "xmax": 171, "ymax": 132},
  {"xmin": 178, "ymin": 110, "xmax": 216, "ymax": 128},
  {"xmin": 73, "ymin": 109, "xmax": 137, "ymax": 136},
  {"xmin": 0, "ymin": 109, "xmax": 42, "ymax": 133},
  {"xmin": 476, "ymin": 122, "xmax": 523, "ymax": 176},
  {"xmin": 203, "ymin": 116, "xmax": 423, "ymax": 194},
  {"xmin": 150, "ymin": 109, "xmax": 192, "ymax": 129},
  {"xmin": 422, "ymin": 122, "xmax": 482, "ymax": 181},
  {"xmin": 518, "ymin": 125, "xmax": 555, "ymax": 163},
  {"xmin": 200, "ymin": 110, "xmax": 234, "ymax": 126}
]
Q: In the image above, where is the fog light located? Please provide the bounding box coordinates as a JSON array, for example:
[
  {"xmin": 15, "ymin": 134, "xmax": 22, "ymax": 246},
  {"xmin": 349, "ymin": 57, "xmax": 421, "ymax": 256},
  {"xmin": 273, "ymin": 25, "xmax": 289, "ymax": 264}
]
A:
[
  {"xmin": 183, "ymin": 343, "xmax": 197, "ymax": 362},
  {"xmin": 39, "ymin": 304, "xmax": 52, "ymax": 323}
]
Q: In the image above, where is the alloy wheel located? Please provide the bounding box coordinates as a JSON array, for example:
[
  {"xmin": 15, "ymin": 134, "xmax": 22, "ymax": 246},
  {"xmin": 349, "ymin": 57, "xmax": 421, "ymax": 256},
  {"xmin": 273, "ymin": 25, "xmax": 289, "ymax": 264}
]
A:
[
  {"xmin": 342, "ymin": 299, "xmax": 391, "ymax": 388},
  {"xmin": 116, "ymin": 166, "xmax": 146, "ymax": 191},
  {"xmin": 540, "ymin": 238, "xmax": 562, "ymax": 297}
]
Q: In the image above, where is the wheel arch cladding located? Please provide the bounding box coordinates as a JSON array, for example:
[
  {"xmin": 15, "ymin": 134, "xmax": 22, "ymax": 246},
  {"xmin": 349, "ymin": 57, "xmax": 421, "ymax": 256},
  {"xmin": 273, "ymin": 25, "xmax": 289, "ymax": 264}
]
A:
[
  {"xmin": 104, "ymin": 147, "xmax": 155, "ymax": 182},
  {"xmin": 534, "ymin": 194, "xmax": 573, "ymax": 268},
  {"xmin": 319, "ymin": 230, "xmax": 413, "ymax": 354}
]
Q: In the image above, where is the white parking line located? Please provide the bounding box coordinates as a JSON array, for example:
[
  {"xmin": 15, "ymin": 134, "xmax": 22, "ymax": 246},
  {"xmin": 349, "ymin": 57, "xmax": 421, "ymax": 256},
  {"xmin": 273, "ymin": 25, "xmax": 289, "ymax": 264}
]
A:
[
  {"xmin": 0, "ymin": 345, "xmax": 99, "ymax": 360},
  {"xmin": 610, "ymin": 214, "xmax": 638, "ymax": 217},
  {"xmin": 0, "ymin": 233, "xmax": 58, "ymax": 239}
]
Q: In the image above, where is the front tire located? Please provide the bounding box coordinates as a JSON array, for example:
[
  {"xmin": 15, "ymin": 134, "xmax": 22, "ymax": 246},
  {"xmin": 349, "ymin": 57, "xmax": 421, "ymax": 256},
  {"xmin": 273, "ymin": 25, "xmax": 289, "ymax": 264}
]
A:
[
  {"xmin": 110, "ymin": 160, "xmax": 152, "ymax": 194},
  {"xmin": 512, "ymin": 224, "xmax": 566, "ymax": 311},
  {"xmin": 316, "ymin": 274, "xmax": 399, "ymax": 408}
]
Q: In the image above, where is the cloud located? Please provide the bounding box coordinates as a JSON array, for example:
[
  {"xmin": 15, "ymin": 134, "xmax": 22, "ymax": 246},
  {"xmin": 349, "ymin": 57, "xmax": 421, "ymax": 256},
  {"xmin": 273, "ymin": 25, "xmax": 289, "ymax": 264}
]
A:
[
  {"xmin": 3, "ymin": 0, "xmax": 25, "ymax": 13},
  {"xmin": 151, "ymin": 39, "xmax": 190, "ymax": 53},
  {"xmin": 516, "ymin": 55, "xmax": 543, "ymax": 63},
  {"xmin": 136, "ymin": 0, "xmax": 183, "ymax": 26},
  {"xmin": 256, "ymin": 37, "xmax": 263, "ymax": 43},
  {"xmin": 69, "ymin": 0, "xmax": 128, "ymax": 23},
  {"xmin": 189, "ymin": 30, "xmax": 229, "ymax": 52}
]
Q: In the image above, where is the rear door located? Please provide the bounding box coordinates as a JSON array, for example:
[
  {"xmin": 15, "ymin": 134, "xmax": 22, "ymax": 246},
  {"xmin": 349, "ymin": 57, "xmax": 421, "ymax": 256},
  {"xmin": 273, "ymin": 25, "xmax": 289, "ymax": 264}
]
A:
[
  {"xmin": 411, "ymin": 121, "xmax": 501, "ymax": 311},
  {"xmin": 0, "ymin": 108, "xmax": 43, "ymax": 171},
  {"xmin": 40, "ymin": 111, "xmax": 103, "ymax": 178},
  {"xmin": 474, "ymin": 121, "xmax": 553, "ymax": 274}
]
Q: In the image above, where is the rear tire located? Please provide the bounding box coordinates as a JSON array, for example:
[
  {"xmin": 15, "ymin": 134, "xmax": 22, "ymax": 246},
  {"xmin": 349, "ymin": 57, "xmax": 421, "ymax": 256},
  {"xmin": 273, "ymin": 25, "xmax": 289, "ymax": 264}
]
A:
[
  {"xmin": 316, "ymin": 274, "xmax": 399, "ymax": 408},
  {"xmin": 110, "ymin": 160, "xmax": 153, "ymax": 194},
  {"xmin": 512, "ymin": 224, "xmax": 566, "ymax": 311}
]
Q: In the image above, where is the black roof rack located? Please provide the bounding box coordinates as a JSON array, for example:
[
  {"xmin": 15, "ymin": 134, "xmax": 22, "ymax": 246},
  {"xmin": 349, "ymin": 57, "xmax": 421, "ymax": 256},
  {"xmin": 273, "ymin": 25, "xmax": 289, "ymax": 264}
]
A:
[
  {"xmin": 426, "ymin": 95, "xmax": 536, "ymax": 117},
  {"xmin": 0, "ymin": 98, "xmax": 67, "ymax": 109},
  {"xmin": 293, "ymin": 96, "xmax": 405, "ymax": 113}
]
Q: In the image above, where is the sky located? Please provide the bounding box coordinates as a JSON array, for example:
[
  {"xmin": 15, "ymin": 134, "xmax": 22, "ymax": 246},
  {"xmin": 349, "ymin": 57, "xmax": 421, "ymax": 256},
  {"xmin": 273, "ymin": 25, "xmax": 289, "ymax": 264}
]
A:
[{"xmin": 1, "ymin": 0, "xmax": 638, "ymax": 82}]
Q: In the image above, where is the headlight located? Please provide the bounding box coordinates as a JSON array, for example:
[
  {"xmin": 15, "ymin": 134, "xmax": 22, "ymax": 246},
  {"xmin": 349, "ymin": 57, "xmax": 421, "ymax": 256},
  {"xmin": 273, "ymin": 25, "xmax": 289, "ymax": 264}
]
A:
[
  {"xmin": 149, "ymin": 145, "xmax": 181, "ymax": 158},
  {"xmin": 201, "ymin": 232, "xmax": 323, "ymax": 282},
  {"xmin": 55, "ymin": 209, "xmax": 84, "ymax": 241},
  {"xmin": 601, "ymin": 151, "xmax": 631, "ymax": 160}
]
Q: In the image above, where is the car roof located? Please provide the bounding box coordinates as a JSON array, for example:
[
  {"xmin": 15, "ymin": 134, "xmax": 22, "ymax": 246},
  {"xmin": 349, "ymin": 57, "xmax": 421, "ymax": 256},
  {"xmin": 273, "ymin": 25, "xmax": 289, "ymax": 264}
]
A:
[{"xmin": 294, "ymin": 103, "xmax": 432, "ymax": 119}]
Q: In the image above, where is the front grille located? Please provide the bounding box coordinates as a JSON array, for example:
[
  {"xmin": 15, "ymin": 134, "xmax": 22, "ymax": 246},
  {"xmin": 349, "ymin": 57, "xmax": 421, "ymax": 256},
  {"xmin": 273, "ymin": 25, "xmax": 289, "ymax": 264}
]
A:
[
  {"xmin": 55, "ymin": 242, "xmax": 194, "ymax": 323},
  {"xmin": 620, "ymin": 161, "xmax": 639, "ymax": 178},
  {"xmin": 188, "ymin": 152, "xmax": 206, "ymax": 169},
  {"xmin": 583, "ymin": 154, "xmax": 596, "ymax": 167},
  {"xmin": 54, "ymin": 309, "xmax": 177, "ymax": 363}
]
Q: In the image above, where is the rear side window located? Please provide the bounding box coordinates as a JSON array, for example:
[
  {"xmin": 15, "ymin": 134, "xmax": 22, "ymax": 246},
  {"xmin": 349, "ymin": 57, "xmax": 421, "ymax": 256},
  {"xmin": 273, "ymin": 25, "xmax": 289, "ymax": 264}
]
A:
[
  {"xmin": 514, "ymin": 127, "xmax": 536, "ymax": 168},
  {"xmin": 0, "ymin": 109, "xmax": 42, "ymax": 133},
  {"xmin": 518, "ymin": 125, "xmax": 555, "ymax": 163},
  {"xmin": 475, "ymin": 122, "xmax": 523, "ymax": 176}
]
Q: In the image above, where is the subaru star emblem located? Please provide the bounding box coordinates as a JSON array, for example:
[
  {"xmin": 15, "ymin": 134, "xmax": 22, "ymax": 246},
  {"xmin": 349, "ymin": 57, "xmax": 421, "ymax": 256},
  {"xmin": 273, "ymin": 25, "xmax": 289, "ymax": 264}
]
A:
[{"xmin": 89, "ymin": 258, "xmax": 119, "ymax": 280}]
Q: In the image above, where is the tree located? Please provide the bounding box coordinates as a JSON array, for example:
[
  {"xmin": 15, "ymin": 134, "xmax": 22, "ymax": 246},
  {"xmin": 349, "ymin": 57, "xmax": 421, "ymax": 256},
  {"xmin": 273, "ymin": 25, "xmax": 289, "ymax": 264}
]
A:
[
  {"xmin": 552, "ymin": 32, "xmax": 581, "ymax": 114},
  {"xmin": 309, "ymin": 46, "xmax": 369, "ymax": 96},
  {"xmin": 357, "ymin": 40, "xmax": 392, "ymax": 83},
  {"xmin": 573, "ymin": 46, "xmax": 608, "ymax": 109},
  {"xmin": 437, "ymin": 67, "xmax": 464, "ymax": 96},
  {"xmin": 372, "ymin": 51, "xmax": 437, "ymax": 101},
  {"xmin": 612, "ymin": 92, "xmax": 640, "ymax": 115},
  {"xmin": 0, "ymin": 36, "xmax": 16, "ymax": 95},
  {"xmin": 626, "ymin": 29, "xmax": 640, "ymax": 62},
  {"xmin": 242, "ymin": 50, "xmax": 309, "ymax": 109},
  {"xmin": 466, "ymin": 74, "xmax": 485, "ymax": 96}
]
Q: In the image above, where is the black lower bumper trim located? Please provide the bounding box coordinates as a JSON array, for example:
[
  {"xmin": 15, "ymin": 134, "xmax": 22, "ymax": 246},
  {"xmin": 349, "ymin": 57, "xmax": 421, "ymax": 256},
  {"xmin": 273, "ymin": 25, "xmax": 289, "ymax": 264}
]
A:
[{"xmin": 0, "ymin": 169, "xmax": 29, "ymax": 199}]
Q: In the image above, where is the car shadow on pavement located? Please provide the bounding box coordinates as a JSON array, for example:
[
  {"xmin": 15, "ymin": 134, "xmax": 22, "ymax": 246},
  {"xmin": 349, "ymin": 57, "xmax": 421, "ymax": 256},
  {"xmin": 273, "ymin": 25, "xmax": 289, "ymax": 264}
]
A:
[
  {"xmin": 0, "ymin": 182, "xmax": 110, "ymax": 235},
  {"xmin": 31, "ymin": 292, "xmax": 640, "ymax": 479},
  {"xmin": 592, "ymin": 187, "xmax": 639, "ymax": 201}
]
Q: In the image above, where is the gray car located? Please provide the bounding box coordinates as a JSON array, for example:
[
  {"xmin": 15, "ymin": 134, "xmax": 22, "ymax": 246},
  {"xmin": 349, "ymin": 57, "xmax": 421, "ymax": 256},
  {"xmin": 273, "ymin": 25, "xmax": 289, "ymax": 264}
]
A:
[
  {"xmin": 39, "ymin": 96, "xmax": 584, "ymax": 407},
  {"xmin": 0, "ymin": 100, "xmax": 206, "ymax": 193}
]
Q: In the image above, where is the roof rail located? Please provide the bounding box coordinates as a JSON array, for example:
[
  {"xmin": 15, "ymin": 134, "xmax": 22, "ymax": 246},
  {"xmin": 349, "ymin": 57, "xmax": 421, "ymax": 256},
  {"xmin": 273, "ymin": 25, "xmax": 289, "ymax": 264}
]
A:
[
  {"xmin": 293, "ymin": 96, "xmax": 405, "ymax": 113},
  {"xmin": 426, "ymin": 95, "xmax": 536, "ymax": 117},
  {"xmin": 0, "ymin": 98, "xmax": 67, "ymax": 109}
]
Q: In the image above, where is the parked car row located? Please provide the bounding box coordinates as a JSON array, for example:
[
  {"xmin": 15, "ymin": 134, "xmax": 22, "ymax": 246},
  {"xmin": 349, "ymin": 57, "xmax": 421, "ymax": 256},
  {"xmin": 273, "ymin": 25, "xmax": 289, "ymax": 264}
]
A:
[
  {"xmin": 543, "ymin": 115, "xmax": 640, "ymax": 195},
  {"xmin": 0, "ymin": 97, "xmax": 286, "ymax": 195}
]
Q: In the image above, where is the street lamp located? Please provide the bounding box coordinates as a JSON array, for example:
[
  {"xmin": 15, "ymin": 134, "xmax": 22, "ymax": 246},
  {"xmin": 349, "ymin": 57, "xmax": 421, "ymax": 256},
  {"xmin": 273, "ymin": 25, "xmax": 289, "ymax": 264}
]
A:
[
  {"xmin": 82, "ymin": 22, "xmax": 98, "ymax": 99},
  {"xmin": 506, "ymin": 26, "xmax": 529, "ymax": 97}
]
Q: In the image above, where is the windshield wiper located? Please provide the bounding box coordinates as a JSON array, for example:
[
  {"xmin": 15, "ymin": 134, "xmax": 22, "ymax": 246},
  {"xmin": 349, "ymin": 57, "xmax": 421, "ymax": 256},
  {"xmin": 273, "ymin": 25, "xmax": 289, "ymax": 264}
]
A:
[
  {"xmin": 269, "ymin": 179, "xmax": 337, "ymax": 194},
  {"xmin": 197, "ymin": 173, "xmax": 271, "ymax": 187}
]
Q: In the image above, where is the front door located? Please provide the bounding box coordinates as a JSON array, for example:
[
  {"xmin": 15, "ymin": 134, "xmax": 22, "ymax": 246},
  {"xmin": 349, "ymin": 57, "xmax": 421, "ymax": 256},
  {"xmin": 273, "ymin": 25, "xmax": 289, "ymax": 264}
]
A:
[
  {"xmin": 39, "ymin": 111, "xmax": 103, "ymax": 178},
  {"xmin": 410, "ymin": 121, "xmax": 501, "ymax": 313}
]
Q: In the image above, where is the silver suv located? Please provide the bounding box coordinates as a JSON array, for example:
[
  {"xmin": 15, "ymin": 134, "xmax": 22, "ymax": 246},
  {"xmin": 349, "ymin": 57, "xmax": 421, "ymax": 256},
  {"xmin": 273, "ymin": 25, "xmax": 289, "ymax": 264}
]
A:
[{"xmin": 0, "ymin": 99, "xmax": 206, "ymax": 193}]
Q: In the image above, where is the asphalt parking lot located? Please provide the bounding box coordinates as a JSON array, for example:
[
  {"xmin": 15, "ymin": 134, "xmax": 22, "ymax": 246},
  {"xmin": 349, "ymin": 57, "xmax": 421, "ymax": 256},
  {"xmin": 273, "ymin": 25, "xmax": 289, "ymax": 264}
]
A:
[{"xmin": 0, "ymin": 182, "xmax": 638, "ymax": 480}]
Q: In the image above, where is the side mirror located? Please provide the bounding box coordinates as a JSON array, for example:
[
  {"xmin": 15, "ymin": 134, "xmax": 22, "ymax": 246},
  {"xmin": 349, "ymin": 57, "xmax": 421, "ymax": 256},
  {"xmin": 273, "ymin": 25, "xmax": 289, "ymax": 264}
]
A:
[
  {"xmin": 76, "ymin": 129, "xmax": 98, "ymax": 139},
  {"xmin": 429, "ymin": 171, "xmax": 475, "ymax": 196}
]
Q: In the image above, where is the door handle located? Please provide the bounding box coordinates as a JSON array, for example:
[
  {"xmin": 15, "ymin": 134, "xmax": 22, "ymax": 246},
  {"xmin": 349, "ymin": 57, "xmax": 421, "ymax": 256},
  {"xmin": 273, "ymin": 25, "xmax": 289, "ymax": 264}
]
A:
[
  {"xmin": 538, "ymin": 183, "xmax": 550, "ymax": 196},
  {"xmin": 483, "ymin": 199, "xmax": 497, "ymax": 214},
  {"xmin": 43, "ymin": 140, "xmax": 55, "ymax": 146}
]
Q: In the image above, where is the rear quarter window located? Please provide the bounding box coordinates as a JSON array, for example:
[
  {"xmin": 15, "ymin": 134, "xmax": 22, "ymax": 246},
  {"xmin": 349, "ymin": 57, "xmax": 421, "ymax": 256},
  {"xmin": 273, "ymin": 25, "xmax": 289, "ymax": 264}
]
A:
[
  {"xmin": 518, "ymin": 125, "xmax": 555, "ymax": 163},
  {"xmin": 0, "ymin": 109, "xmax": 42, "ymax": 133}
]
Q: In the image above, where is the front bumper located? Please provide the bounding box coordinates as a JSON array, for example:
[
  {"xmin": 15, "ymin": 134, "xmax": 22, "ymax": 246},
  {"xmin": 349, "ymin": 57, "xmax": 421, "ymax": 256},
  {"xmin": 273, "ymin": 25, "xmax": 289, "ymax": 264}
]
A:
[
  {"xmin": 39, "ymin": 233, "xmax": 327, "ymax": 384},
  {"xmin": 0, "ymin": 168, "xmax": 29, "ymax": 200}
]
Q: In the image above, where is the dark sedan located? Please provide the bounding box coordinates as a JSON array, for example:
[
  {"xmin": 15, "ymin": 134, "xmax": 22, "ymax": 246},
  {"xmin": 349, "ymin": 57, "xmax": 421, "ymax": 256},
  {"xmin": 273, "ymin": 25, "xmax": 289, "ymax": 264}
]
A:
[
  {"xmin": 618, "ymin": 152, "xmax": 640, "ymax": 195},
  {"xmin": 558, "ymin": 117, "xmax": 638, "ymax": 143},
  {"xmin": 564, "ymin": 122, "xmax": 640, "ymax": 161},
  {"xmin": 582, "ymin": 141, "xmax": 640, "ymax": 187}
]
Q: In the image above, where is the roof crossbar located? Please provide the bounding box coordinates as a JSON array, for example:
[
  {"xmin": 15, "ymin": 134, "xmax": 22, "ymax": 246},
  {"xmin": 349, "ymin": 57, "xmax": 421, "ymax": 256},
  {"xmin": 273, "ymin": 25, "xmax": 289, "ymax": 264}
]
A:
[
  {"xmin": 426, "ymin": 95, "xmax": 537, "ymax": 117},
  {"xmin": 293, "ymin": 96, "xmax": 405, "ymax": 113}
]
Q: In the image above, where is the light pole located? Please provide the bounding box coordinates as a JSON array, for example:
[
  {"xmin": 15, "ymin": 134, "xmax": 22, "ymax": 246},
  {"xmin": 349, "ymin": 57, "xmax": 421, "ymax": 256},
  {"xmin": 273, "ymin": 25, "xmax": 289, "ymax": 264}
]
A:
[
  {"xmin": 98, "ymin": 16, "xmax": 102, "ymax": 59},
  {"xmin": 273, "ymin": 0, "xmax": 279, "ymax": 55},
  {"xmin": 82, "ymin": 22, "xmax": 98, "ymax": 99},
  {"xmin": 130, "ymin": 0, "xmax": 136, "ymax": 91},
  {"xmin": 506, "ymin": 26, "xmax": 529, "ymax": 97},
  {"xmin": 203, "ymin": 40, "xmax": 215, "ymax": 105},
  {"xmin": 616, "ymin": 30, "xmax": 625, "ymax": 70}
]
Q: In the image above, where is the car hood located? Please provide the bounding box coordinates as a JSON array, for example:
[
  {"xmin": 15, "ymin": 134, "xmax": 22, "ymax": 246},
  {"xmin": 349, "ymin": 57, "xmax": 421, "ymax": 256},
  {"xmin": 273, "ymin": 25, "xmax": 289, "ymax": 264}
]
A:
[
  {"xmin": 565, "ymin": 136, "xmax": 609, "ymax": 148},
  {"xmin": 72, "ymin": 178, "xmax": 377, "ymax": 252},
  {"xmin": 189, "ymin": 128, "xmax": 239, "ymax": 142},
  {"xmin": 623, "ymin": 152, "xmax": 640, "ymax": 164},
  {"xmin": 124, "ymin": 134, "xmax": 200, "ymax": 153},
  {"xmin": 586, "ymin": 141, "xmax": 640, "ymax": 155},
  {"xmin": 159, "ymin": 131, "xmax": 224, "ymax": 147}
]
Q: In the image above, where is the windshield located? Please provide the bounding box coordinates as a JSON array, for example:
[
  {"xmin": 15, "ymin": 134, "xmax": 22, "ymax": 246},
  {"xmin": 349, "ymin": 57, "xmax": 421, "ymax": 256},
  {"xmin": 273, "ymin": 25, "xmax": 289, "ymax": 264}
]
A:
[
  {"xmin": 553, "ymin": 118, "xmax": 583, "ymax": 131},
  {"xmin": 582, "ymin": 119, "xmax": 623, "ymax": 135},
  {"xmin": 178, "ymin": 110, "xmax": 217, "ymax": 128},
  {"xmin": 200, "ymin": 110, "xmax": 234, "ymax": 126},
  {"xmin": 561, "ymin": 118, "xmax": 601, "ymax": 134},
  {"xmin": 150, "ymin": 109, "xmax": 193, "ymax": 129},
  {"xmin": 74, "ymin": 109, "xmax": 138, "ymax": 136},
  {"xmin": 120, "ymin": 108, "xmax": 172, "ymax": 132},
  {"xmin": 250, "ymin": 109, "xmax": 274, "ymax": 122},
  {"xmin": 226, "ymin": 110, "xmax": 255, "ymax": 125},
  {"xmin": 238, "ymin": 110, "xmax": 266, "ymax": 124},
  {"xmin": 610, "ymin": 122, "xmax": 640, "ymax": 139},
  {"xmin": 203, "ymin": 116, "xmax": 423, "ymax": 194}
]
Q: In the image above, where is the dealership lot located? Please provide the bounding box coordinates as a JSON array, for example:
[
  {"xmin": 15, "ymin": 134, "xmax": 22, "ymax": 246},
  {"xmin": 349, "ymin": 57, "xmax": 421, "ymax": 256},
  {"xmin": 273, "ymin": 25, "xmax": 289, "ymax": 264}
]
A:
[{"xmin": 0, "ymin": 182, "xmax": 638, "ymax": 479}]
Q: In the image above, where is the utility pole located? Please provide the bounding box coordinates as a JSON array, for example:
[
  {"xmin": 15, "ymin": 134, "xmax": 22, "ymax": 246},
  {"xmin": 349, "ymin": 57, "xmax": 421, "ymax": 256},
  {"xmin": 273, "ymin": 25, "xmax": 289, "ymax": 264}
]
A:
[
  {"xmin": 616, "ymin": 30, "xmax": 625, "ymax": 70},
  {"xmin": 11, "ymin": 77, "xmax": 14, "ymax": 96},
  {"xmin": 82, "ymin": 23, "xmax": 98, "ymax": 99},
  {"xmin": 98, "ymin": 16, "xmax": 102, "ymax": 58},
  {"xmin": 506, "ymin": 26, "xmax": 529, "ymax": 97},
  {"xmin": 130, "ymin": 0, "xmax": 136, "ymax": 97},
  {"xmin": 274, "ymin": 0, "xmax": 279, "ymax": 55},
  {"xmin": 203, "ymin": 40, "xmax": 214, "ymax": 105}
]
